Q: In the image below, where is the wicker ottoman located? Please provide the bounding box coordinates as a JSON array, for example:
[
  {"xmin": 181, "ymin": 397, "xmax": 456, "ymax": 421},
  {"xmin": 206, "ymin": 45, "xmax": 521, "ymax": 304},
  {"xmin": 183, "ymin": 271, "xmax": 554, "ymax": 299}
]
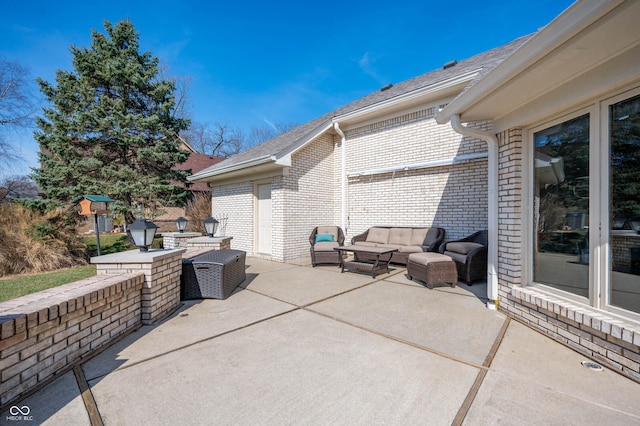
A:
[
  {"xmin": 407, "ymin": 252, "xmax": 457, "ymax": 289},
  {"xmin": 182, "ymin": 249, "xmax": 246, "ymax": 300}
]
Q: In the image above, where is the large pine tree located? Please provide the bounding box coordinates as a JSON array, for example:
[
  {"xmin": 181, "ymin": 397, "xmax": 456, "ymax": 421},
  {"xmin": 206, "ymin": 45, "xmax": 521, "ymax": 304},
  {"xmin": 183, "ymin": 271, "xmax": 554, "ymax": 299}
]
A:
[{"xmin": 32, "ymin": 20, "xmax": 190, "ymax": 223}]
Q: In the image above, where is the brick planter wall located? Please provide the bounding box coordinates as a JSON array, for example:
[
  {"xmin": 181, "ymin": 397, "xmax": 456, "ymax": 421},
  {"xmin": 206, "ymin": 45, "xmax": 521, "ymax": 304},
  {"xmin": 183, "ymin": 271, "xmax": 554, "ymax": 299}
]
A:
[
  {"xmin": 92, "ymin": 249, "xmax": 186, "ymax": 325},
  {"xmin": 0, "ymin": 273, "xmax": 143, "ymax": 406}
]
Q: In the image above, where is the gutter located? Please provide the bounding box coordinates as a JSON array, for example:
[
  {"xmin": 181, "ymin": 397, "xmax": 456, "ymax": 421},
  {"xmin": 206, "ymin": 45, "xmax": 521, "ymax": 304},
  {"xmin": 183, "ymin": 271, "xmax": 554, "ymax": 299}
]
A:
[
  {"xmin": 436, "ymin": 0, "xmax": 620, "ymax": 125},
  {"xmin": 334, "ymin": 69, "xmax": 482, "ymax": 124},
  {"xmin": 334, "ymin": 122, "xmax": 347, "ymax": 233},
  {"xmin": 450, "ymin": 114, "xmax": 499, "ymax": 310},
  {"xmin": 188, "ymin": 155, "xmax": 276, "ymax": 181}
]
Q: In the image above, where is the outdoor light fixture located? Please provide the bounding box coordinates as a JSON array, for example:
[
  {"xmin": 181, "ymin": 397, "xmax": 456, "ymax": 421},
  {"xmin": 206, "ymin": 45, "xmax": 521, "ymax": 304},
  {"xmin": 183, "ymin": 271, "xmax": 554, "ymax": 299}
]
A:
[
  {"xmin": 175, "ymin": 216, "xmax": 188, "ymax": 233},
  {"xmin": 204, "ymin": 216, "xmax": 219, "ymax": 238},
  {"xmin": 128, "ymin": 218, "xmax": 159, "ymax": 252}
]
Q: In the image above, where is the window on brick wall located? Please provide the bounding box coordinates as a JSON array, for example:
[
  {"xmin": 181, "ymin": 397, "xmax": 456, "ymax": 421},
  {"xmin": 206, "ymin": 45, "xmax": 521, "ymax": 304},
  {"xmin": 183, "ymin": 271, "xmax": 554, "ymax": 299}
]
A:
[
  {"xmin": 529, "ymin": 87, "xmax": 640, "ymax": 320},
  {"xmin": 607, "ymin": 91, "xmax": 640, "ymax": 316},
  {"xmin": 533, "ymin": 113, "xmax": 590, "ymax": 298}
]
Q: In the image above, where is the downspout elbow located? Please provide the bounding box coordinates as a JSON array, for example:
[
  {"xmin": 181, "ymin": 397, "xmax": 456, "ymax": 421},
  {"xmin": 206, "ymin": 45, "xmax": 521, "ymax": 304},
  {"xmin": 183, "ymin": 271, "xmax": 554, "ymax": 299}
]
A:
[{"xmin": 450, "ymin": 114, "xmax": 498, "ymax": 146}]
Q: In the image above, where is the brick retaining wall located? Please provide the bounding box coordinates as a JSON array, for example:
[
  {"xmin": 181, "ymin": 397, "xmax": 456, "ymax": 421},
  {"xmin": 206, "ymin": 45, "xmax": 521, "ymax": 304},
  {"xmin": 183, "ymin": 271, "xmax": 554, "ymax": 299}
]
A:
[{"xmin": 0, "ymin": 273, "xmax": 144, "ymax": 406}]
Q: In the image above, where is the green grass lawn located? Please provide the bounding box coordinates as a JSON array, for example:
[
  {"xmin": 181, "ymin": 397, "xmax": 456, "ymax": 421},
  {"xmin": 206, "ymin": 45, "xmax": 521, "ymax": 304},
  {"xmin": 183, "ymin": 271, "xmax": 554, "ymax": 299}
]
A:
[
  {"xmin": 0, "ymin": 233, "xmax": 164, "ymax": 303},
  {"xmin": 0, "ymin": 266, "xmax": 97, "ymax": 303},
  {"xmin": 84, "ymin": 233, "xmax": 132, "ymax": 257},
  {"xmin": 84, "ymin": 233, "xmax": 163, "ymax": 257}
]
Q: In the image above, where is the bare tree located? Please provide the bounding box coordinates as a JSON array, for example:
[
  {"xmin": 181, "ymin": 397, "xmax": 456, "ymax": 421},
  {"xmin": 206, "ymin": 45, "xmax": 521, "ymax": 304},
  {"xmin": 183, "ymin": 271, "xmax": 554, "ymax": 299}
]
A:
[
  {"xmin": 212, "ymin": 123, "xmax": 244, "ymax": 157},
  {"xmin": 181, "ymin": 121, "xmax": 212, "ymax": 153},
  {"xmin": 246, "ymin": 121, "xmax": 298, "ymax": 149},
  {"xmin": 181, "ymin": 121, "xmax": 244, "ymax": 157},
  {"xmin": 0, "ymin": 175, "xmax": 40, "ymax": 203},
  {"xmin": 158, "ymin": 64, "xmax": 193, "ymax": 121},
  {"xmin": 183, "ymin": 120, "xmax": 299, "ymax": 157},
  {"xmin": 0, "ymin": 57, "xmax": 38, "ymax": 168}
]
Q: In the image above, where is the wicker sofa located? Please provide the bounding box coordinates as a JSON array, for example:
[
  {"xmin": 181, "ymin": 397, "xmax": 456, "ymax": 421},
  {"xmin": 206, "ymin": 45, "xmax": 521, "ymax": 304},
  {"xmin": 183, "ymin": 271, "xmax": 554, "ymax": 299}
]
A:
[
  {"xmin": 439, "ymin": 230, "xmax": 488, "ymax": 285},
  {"xmin": 350, "ymin": 226, "xmax": 445, "ymax": 265}
]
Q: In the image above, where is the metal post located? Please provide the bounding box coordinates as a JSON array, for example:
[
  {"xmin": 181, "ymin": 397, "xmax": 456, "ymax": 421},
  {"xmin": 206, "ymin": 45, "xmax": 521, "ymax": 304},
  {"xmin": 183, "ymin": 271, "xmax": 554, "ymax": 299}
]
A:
[{"xmin": 94, "ymin": 213, "xmax": 102, "ymax": 256}]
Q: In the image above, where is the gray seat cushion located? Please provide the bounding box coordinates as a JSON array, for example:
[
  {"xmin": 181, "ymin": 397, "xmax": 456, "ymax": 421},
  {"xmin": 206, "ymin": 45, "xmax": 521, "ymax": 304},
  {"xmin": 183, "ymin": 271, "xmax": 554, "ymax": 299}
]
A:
[
  {"xmin": 398, "ymin": 245, "xmax": 424, "ymax": 253},
  {"xmin": 446, "ymin": 242, "xmax": 484, "ymax": 255},
  {"xmin": 443, "ymin": 251, "xmax": 467, "ymax": 264},
  {"xmin": 314, "ymin": 241, "xmax": 340, "ymax": 251},
  {"xmin": 366, "ymin": 227, "xmax": 390, "ymax": 244},
  {"xmin": 408, "ymin": 252, "xmax": 454, "ymax": 266},
  {"xmin": 389, "ymin": 228, "xmax": 412, "ymax": 246},
  {"xmin": 353, "ymin": 241, "xmax": 377, "ymax": 247}
]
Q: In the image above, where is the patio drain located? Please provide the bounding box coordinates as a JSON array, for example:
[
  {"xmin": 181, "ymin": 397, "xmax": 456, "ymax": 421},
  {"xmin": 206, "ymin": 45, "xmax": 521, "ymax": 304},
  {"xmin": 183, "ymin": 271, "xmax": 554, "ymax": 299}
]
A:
[{"xmin": 581, "ymin": 360, "xmax": 603, "ymax": 371}]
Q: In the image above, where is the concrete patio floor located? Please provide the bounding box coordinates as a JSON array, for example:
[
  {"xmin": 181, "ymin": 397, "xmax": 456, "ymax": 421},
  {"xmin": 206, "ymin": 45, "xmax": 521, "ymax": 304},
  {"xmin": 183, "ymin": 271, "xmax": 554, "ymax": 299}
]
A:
[{"xmin": 3, "ymin": 257, "xmax": 640, "ymax": 425}]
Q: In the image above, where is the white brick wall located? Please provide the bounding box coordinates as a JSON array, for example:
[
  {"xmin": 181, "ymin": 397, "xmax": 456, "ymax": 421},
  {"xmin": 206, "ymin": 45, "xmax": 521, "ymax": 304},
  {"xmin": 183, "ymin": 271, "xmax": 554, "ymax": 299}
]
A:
[
  {"xmin": 211, "ymin": 181, "xmax": 255, "ymax": 255},
  {"xmin": 281, "ymin": 134, "xmax": 336, "ymax": 260},
  {"xmin": 342, "ymin": 109, "xmax": 489, "ymax": 243},
  {"xmin": 208, "ymin": 105, "xmax": 491, "ymax": 261}
]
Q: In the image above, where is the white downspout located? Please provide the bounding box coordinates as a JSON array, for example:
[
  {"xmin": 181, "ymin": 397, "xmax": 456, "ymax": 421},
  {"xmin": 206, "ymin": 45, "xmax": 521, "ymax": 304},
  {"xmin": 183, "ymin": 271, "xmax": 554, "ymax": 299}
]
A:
[
  {"xmin": 334, "ymin": 122, "xmax": 347, "ymax": 232},
  {"xmin": 450, "ymin": 114, "xmax": 499, "ymax": 310}
]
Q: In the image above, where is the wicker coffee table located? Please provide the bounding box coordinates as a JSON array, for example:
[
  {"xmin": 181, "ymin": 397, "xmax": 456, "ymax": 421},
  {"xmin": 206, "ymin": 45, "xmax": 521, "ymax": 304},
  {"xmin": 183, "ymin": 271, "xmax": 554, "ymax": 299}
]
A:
[
  {"xmin": 334, "ymin": 246, "xmax": 398, "ymax": 277},
  {"xmin": 182, "ymin": 249, "xmax": 246, "ymax": 299}
]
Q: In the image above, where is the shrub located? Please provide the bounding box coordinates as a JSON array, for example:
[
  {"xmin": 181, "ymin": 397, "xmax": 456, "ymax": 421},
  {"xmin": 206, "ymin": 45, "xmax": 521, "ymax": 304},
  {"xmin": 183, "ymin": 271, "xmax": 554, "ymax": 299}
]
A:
[
  {"xmin": 186, "ymin": 192, "xmax": 212, "ymax": 233},
  {"xmin": 0, "ymin": 203, "xmax": 87, "ymax": 276}
]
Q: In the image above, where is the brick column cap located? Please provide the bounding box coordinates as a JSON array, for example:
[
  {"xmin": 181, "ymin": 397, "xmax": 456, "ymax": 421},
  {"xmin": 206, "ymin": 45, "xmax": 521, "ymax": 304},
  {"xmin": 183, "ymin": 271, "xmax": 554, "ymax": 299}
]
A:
[
  {"xmin": 162, "ymin": 232, "xmax": 202, "ymax": 237},
  {"xmin": 90, "ymin": 248, "xmax": 187, "ymax": 265},
  {"xmin": 187, "ymin": 236, "xmax": 233, "ymax": 244}
]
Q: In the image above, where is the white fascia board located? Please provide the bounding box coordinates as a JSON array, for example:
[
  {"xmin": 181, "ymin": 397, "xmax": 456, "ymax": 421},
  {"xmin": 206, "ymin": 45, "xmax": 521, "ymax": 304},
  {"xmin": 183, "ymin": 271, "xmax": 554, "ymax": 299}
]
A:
[
  {"xmin": 188, "ymin": 155, "xmax": 276, "ymax": 182},
  {"xmin": 333, "ymin": 69, "xmax": 482, "ymax": 124},
  {"xmin": 436, "ymin": 0, "xmax": 622, "ymax": 124},
  {"xmin": 274, "ymin": 121, "xmax": 334, "ymax": 166}
]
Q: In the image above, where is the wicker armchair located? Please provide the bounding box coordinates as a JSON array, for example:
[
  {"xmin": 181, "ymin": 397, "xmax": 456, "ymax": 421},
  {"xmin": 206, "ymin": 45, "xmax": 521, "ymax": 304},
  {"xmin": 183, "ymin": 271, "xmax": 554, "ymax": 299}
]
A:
[
  {"xmin": 439, "ymin": 230, "xmax": 488, "ymax": 285},
  {"xmin": 310, "ymin": 226, "xmax": 345, "ymax": 266}
]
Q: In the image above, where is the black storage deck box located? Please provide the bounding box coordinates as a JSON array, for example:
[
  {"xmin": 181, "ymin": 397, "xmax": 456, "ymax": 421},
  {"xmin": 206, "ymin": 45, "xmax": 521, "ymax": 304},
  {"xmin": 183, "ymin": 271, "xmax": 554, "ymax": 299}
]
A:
[{"xmin": 182, "ymin": 249, "xmax": 246, "ymax": 299}]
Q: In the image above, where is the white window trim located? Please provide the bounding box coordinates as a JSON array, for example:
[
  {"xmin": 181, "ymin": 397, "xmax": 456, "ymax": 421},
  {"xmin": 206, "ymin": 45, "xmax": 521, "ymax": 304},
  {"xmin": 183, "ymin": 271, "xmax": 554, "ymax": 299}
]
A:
[
  {"xmin": 600, "ymin": 87, "xmax": 640, "ymax": 322},
  {"xmin": 524, "ymin": 106, "xmax": 595, "ymax": 307},
  {"xmin": 523, "ymin": 85, "xmax": 640, "ymax": 324}
]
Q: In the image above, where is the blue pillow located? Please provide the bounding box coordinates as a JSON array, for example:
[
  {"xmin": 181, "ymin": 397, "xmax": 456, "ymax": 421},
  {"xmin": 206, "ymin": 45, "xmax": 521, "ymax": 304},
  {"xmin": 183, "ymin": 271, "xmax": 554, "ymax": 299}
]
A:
[{"xmin": 315, "ymin": 233, "xmax": 334, "ymax": 243}]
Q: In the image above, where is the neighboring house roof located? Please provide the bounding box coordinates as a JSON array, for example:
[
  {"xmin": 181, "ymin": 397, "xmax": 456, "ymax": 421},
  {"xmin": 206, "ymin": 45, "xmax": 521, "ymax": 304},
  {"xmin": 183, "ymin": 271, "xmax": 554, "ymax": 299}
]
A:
[
  {"xmin": 174, "ymin": 152, "xmax": 224, "ymax": 191},
  {"xmin": 436, "ymin": 0, "xmax": 640, "ymax": 130},
  {"xmin": 189, "ymin": 34, "xmax": 532, "ymax": 183}
]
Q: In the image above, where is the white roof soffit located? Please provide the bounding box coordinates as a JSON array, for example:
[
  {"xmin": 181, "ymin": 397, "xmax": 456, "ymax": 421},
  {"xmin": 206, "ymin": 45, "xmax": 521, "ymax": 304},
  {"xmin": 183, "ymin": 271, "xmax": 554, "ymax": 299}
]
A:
[
  {"xmin": 436, "ymin": 0, "xmax": 636, "ymax": 126},
  {"xmin": 187, "ymin": 121, "xmax": 334, "ymax": 183},
  {"xmin": 334, "ymin": 69, "xmax": 481, "ymax": 126},
  {"xmin": 188, "ymin": 155, "xmax": 277, "ymax": 182}
]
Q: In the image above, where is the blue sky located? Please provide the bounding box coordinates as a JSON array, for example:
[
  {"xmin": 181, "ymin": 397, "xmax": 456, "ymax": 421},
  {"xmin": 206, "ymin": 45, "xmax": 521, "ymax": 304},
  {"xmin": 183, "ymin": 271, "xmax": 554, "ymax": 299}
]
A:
[{"xmin": 1, "ymin": 0, "xmax": 575, "ymax": 176}]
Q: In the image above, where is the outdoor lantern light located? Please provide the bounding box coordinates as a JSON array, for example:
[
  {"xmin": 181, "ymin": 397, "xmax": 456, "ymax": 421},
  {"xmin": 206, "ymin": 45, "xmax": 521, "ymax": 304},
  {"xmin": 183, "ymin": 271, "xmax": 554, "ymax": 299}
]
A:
[
  {"xmin": 204, "ymin": 216, "xmax": 219, "ymax": 238},
  {"xmin": 175, "ymin": 216, "xmax": 188, "ymax": 233},
  {"xmin": 128, "ymin": 218, "xmax": 159, "ymax": 252}
]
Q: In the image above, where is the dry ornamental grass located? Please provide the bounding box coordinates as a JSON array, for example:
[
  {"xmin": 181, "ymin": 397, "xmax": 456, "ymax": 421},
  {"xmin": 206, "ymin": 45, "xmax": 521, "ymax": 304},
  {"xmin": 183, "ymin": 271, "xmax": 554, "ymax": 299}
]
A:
[{"xmin": 0, "ymin": 203, "xmax": 87, "ymax": 277}]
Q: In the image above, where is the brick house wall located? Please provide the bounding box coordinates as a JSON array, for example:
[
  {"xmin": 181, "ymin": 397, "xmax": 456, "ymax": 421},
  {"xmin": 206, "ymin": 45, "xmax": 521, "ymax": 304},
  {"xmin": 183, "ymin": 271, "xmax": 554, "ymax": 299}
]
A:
[
  {"xmin": 342, "ymin": 108, "xmax": 489, "ymax": 243},
  {"xmin": 208, "ymin": 105, "xmax": 492, "ymax": 262},
  {"xmin": 211, "ymin": 181, "xmax": 255, "ymax": 255},
  {"xmin": 281, "ymin": 133, "xmax": 337, "ymax": 261}
]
